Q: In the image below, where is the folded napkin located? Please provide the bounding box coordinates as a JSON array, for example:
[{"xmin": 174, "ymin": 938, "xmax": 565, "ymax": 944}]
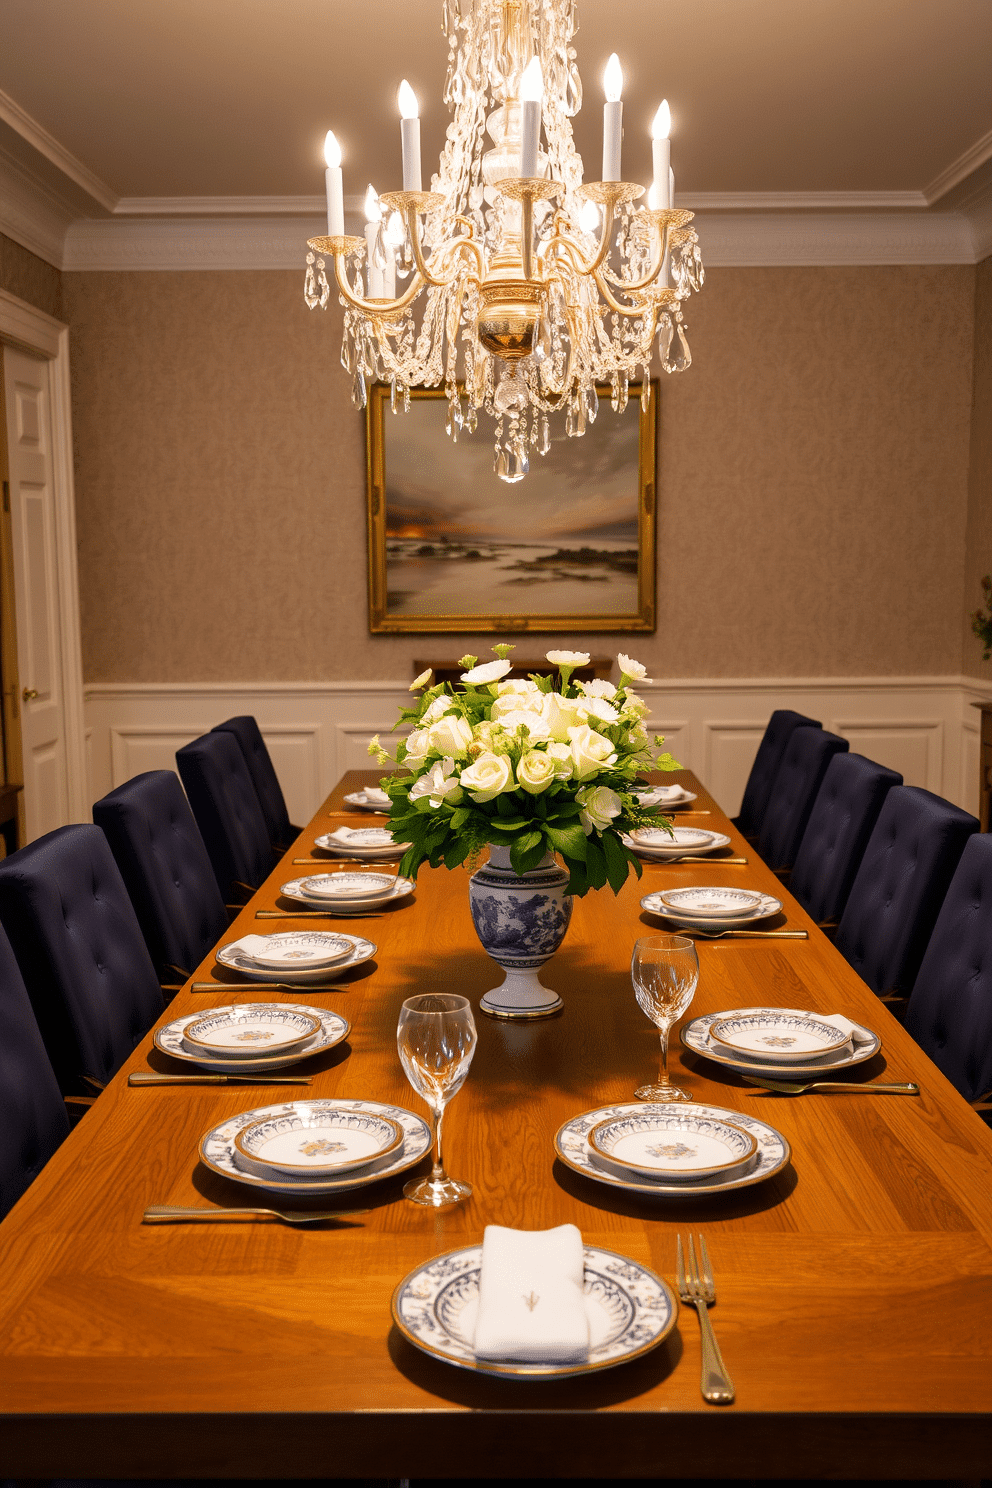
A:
[
  {"xmin": 801, "ymin": 1011, "xmax": 874, "ymax": 1046},
  {"xmin": 363, "ymin": 787, "xmax": 390, "ymax": 806},
  {"xmin": 231, "ymin": 935, "xmax": 275, "ymax": 960},
  {"xmin": 472, "ymin": 1224, "xmax": 590, "ymax": 1364}
]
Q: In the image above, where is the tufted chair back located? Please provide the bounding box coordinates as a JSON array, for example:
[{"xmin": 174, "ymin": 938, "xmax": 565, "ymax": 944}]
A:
[
  {"xmin": 0, "ymin": 922, "xmax": 69, "ymax": 1219},
  {"xmin": 212, "ymin": 716, "xmax": 297, "ymax": 849},
  {"xmin": 790, "ymin": 753, "xmax": 903, "ymax": 925},
  {"xmin": 757, "ymin": 727, "xmax": 849, "ymax": 873},
  {"xmin": 733, "ymin": 710, "xmax": 821, "ymax": 838},
  {"xmin": 0, "ymin": 826, "xmax": 164, "ymax": 1094},
  {"xmin": 834, "ymin": 786, "xmax": 979, "ymax": 998},
  {"xmin": 176, "ymin": 731, "xmax": 272, "ymax": 901},
  {"xmin": 93, "ymin": 770, "xmax": 229, "ymax": 982},
  {"xmin": 903, "ymin": 834, "xmax": 992, "ymax": 1102}
]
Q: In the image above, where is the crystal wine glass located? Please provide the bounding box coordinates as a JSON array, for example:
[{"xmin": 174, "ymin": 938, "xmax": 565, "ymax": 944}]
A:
[
  {"xmin": 631, "ymin": 934, "xmax": 698, "ymax": 1102},
  {"xmin": 397, "ymin": 992, "xmax": 478, "ymax": 1206}
]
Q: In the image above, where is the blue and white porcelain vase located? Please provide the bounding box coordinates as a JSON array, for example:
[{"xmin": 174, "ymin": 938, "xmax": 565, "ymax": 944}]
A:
[{"xmin": 468, "ymin": 844, "xmax": 573, "ymax": 1019}]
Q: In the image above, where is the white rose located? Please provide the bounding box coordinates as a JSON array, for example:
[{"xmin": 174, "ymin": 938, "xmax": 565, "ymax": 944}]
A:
[
  {"xmin": 541, "ymin": 692, "xmax": 586, "ymax": 742},
  {"xmin": 567, "ymin": 723, "xmax": 618, "ymax": 781},
  {"xmin": 496, "ymin": 708, "xmax": 551, "ymax": 743},
  {"xmin": 618, "ymin": 653, "xmax": 652, "ymax": 683},
  {"xmin": 578, "ymin": 679, "xmax": 617, "ymax": 700},
  {"xmin": 546, "ymin": 650, "xmax": 590, "ymax": 666},
  {"xmin": 517, "ymin": 750, "xmax": 557, "ymax": 794},
  {"xmin": 620, "ymin": 690, "xmax": 649, "ymax": 719},
  {"xmin": 496, "ymin": 678, "xmax": 542, "ymax": 700},
  {"xmin": 461, "ymin": 659, "xmax": 512, "ymax": 684},
  {"xmin": 427, "ymin": 714, "xmax": 473, "ymax": 758},
  {"xmin": 545, "ymin": 741, "xmax": 574, "ymax": 779},
  {"xmin": 404, "ymin": 727, "xmax": 431, "ymax": 767},
  {"xmin": 409, "ymin": 668, "xmax": 432, "ymax": 691},
  {"xmin": 491, "ymin": 691, "xmax": 544, "ymax": 722},
  {"xmin": 409, "ymin": 757, "xmax": 464, "ymax": 809},
  {"xmin": 421, "ymin": 694, "xmax": 454, "ymax": 724},
  {"xmin": 460, "ymin": 750, "xmax": 514, "ymax": 803},
  {"xmin": 577, "ymin": 784, "xmax": 623, "ymax": 834},
  {"xmin": 580, "ymin": 696, "xmax": 620, "ymax": 726}
]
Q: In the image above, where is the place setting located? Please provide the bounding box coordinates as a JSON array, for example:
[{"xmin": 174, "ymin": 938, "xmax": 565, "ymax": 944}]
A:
[
  {"xmin": 198, "ymin": 929, "xmax": 378, "ymax": 988},
  {"xmin": 640, "ymin": 884, "xmax": 807, "ymax": 940},
  {"xmin": 555, "ymin": 936, "xmax": 792, "ymax": 1198},
  {"xmin": 623, "ymin": 825, "xmax": 743, "ymax": 865},
  {"xmin": 635, "ymin": 783, "xmax": 699, "ymax": 811},
  {"xmin": 273, "ymin": 870, "xmax": 416, "ymax": 920},
  {"xmin": 131, "ymin": 999, "xmax": 352, "ymax": 1088},
  {"xmin": 312, "ymin": 825, "xmax": 411, "ymax": 860},
  {"xmin": 341, "ymin": 785, "xmax": 391, "ymax": 814}
]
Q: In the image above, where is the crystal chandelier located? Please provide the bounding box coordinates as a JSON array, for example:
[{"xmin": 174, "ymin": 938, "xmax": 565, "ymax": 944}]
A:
[{"xmin": 304, "ymin": 0, "xmax": 704, "ymax": 483}]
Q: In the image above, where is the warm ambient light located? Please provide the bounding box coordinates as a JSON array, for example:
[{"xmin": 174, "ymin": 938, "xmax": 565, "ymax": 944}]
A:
[
  {"xmin": 398, "ymin": 79, "xmax": 420, "ymax": 120},
  {"xmin": 323, "ymin": 130, "xmax": 342, "ymax": 168},
  {"xmin": 603, "ymin": 53, "xmax": 623, "ymax": 102},
  {"xmin": 651, "ymin": 100, "xmax": 671, "ymax": 140},
  {"xmin": 365, "ymin": 183, "xmax": 382, "ymax": 222},
  {"xmin": 520, "ymin": 56, "xmax": 543, "ymax": 102}
]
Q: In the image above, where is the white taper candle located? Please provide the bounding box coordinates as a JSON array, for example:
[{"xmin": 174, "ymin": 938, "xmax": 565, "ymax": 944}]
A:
[
  {"xmin": 519, "ymin": 57, "xmax": 543, "ymax": 178},
  {"xmin": 323, "ymin": 131, "xmax": 344, "ymax": 236},
  {"xmin": 651, "ymin": 101, "xmax": 671, "ymax": 208},
  {"xmin": 602, "ymin": 54, "xmax": 623, "ymax": 181},
  {"xmin": 398, "ymin": 81, "xmax": 422, "ymax": 192}
]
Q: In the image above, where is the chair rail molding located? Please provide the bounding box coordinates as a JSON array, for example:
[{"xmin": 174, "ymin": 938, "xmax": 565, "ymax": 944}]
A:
[{"xmin": 83, "ymin": 674, "xmax": 991, "ymax": 826}]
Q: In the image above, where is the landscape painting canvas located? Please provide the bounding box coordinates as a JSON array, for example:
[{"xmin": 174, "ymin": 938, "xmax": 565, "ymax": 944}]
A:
[{"xmin": 366, "ymin": 382, "xmax": 656, "ymax": 633}]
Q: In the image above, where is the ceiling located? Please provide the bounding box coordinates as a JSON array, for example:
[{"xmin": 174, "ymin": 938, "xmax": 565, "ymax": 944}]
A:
[{"xmin": 0, "ymin": 0, "xmax": 989, "ymax": 207}]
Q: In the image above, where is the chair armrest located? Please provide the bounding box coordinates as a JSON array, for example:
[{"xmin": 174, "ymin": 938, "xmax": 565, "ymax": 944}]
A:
[
  {"xmin": 81, "ymin": 1074, "xmax": 106, "ymax": 1093},
  {"xmin": 64, "ymin": 1095, "xmax": 96, "ymax": 1109}
]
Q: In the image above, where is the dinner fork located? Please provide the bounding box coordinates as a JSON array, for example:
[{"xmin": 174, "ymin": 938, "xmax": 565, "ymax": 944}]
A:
[
  {"xmin": 143, "ymin": 1205, "xmax": 369, "ymax": 1226},
  {"xmin": 676, "ymin": 1234, "xmax": 735, "ymax": 1405},
  {"xmin": 678, "ymin": 926, "xmax": 807, "ymax": 940},
  {"xmin": 742, "ymin": 1075, "xmax": 919, "ymax": 1096}
]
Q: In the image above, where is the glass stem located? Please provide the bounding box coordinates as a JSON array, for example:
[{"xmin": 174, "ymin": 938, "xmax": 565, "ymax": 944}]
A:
[
  {"xmin": 658, "ymin": 1025, "xmax": 671, "ymax": 1087},
  {"xmin": 431, "ymin": 1105, "xmax": 447, "ymax": 1181}
]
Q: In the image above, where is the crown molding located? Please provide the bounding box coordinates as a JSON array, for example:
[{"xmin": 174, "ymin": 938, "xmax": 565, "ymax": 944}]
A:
[
  {"xmin": 925, "ymin": 128, "xmax": 992, "ymax": 205},
  {"xmin": 113, "ymin": 194, "xmax": 332, "ymax": 216},
  {"xmin": 0, "ymin": 86, "xmax": 117, "ymax": 214},
  {"xmin": 0, "ymin": 144, "xmax": 77, "ymax": 267},
  {"xmin": 679, "ymin": 190, "xmax": 927, "ymax": 212}
]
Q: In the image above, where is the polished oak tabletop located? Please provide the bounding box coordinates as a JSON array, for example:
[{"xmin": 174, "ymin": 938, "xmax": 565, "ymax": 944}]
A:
[{"xmin": 0, "ymin": 769, "xmax": 989, "ymax": 1479}]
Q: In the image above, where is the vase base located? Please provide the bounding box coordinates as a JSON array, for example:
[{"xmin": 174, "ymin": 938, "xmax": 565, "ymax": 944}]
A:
[{"xmin": 479, "ymin": 992, "xmax": 564, "ymax": 1021}]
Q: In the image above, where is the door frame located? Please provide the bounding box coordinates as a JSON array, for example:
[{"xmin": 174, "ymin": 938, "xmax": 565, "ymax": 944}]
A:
[{"xmin": 0, "ymin": 288, "xmax": 87, "ymax": 827}]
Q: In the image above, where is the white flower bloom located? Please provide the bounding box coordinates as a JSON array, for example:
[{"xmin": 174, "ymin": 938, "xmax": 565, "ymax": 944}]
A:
[
  {"xmin": 409, "ymin": 668, "xmax": 432, "ymax": 691},
  {"xmin": 422, "ymin": 694, "xmax": 454, "ymax": 724},
  {"xmin": 409, "ymin": 757, "xmax": 464, "ymax": 809},
  {"xmin": 491, "ymin": 690, "xmax": 544, "ymax": 722},
  {"xmin": 567, "ymin": 723, "xmax": 618, "ymax": 781},
  {"xmin": 461, "ymin": 659, "xmax": 512, "ymax": 684},
  {"xmin": 545, "ymin": 741, "xmax": 574, "ymax": 778},
  {"xmin": 496, "ymin": 678, "xmax": 542, "ymax": 699},
  {"xmin": 577, "ymin": 784, "xmax": 623, "ymax": 834},
  {"xmin": 546, "ymin": 650, "xmax": 590, "ymax": 666},
  {"xmin": 460, "ymin": 750, "xmax": 514, "ymax": 802},
  {"xmin": 617, "ymin": 653, "xmax": 652, "ymax": 683},
  {"xmin": 581, "ymin": 696, "xmax": 620, "ymax": 726},
  {"xmin": 578, "ymin": 678, "xmax": 617, "ymax": 700},
  {"xmin": 620, "ymin": 690, "xmax": 649, "ymax": 719},
  {"xmin": 403, "ymin": 727, "xmax": 431, "ymax": 767},
  {"xmin": 427, "ymin": 713, "xmax": 473, "ymax": 758},
  {"xmin": 517, "ymin": 750, "xmax": 557, "ymax": 793},
  {"xmin": 627, "ymin": 724, "xmax": 649, "ymax": 749},
  {"xmin": 496, "ymin": 708, "xmax": 551, "ymax": 742},
  {"xmin": 541, "ymin": 692, "xmax": 586, "ymax": 742}
]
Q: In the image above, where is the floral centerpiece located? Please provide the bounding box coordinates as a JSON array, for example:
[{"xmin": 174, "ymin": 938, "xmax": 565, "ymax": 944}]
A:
[{"xmin": 369, "ymin": 645, "xmax": 680, "ymax": 894}]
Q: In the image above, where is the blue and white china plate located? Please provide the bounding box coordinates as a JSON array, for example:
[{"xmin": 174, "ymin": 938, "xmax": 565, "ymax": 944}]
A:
[
  {"xmin": 635, "ymin": 786, "xmax": 697, "ymax": 809},
  {"xmin": 624, "ymin": 827, "xmax": 731, "ymax": 860},
  {"xmin": 343, "ymin": 790, "xmax": 390, "ymax": 812},
  {"xmin": 641, "ymin": 889, "xmax": 782, "ymax": 928},
  {"xmin": 298, "ymin": 871, "xmax": 397, "ymax": 900},
  {"xmin": 154, "ymin": 1004, "xmax": 349, "ymax": 1074},
  {"xmin": 391, "ymin": 1243, "xmax": 677, "ymax": 1378},
  {"xmin": 587, "ymin": 1109, "xmax": 758, "ymax": 1181},
  {"xmin": 681, "ymin": 1008, "xmax": 881, "ymax": 1077},
  {"xmin": 241, "ymin": 930, "xmax": 354, "ymax": 969},
  {"xmin": 199, "ymin": 1098, "xmax": 431, "ymax": 1195},
  {"xmin": 279, "ymin": 877, "xmax": 414, "ymax": 915},
  {"xmin": 710, "ymin": 1011, "xmax": 850, "ymax": 1062},
  {"xmin": 555, "ymin": 1101, "xmax": 790, "ymax": 1197},
  {"xmin": 216, "ymin": 933, "xmax": 377, "ymax": 983},
  {"xmin": 234, "ymin": 1106, "xmax": 403, "ymax": 1178},
  {"xmin": 182, "ymin": 1005, "xmax": 323, "ymax": 1059},
  {"xmin": 316, "ymin": 827, "xmax": 409, "ymax": 858}
]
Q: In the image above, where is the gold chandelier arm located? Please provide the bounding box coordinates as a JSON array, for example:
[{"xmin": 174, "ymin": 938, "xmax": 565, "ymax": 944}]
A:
[
  {"xmin": 591, "ymin": 265, "xmax": 653, "ymax": 318},
  {"xmin": 430, "ymin": 222, "xmax": 485, "ymax": 281},
  {"xmin": 330, "ymin": 250, "xmax": 425, "ymax": 316},
  {"xmin": 404, "ymin": 203, "xmax": 467, "ymax": 289},
  {"xmin": 605, "ymin": 217, "xmax": 669, "ymax": 295}
]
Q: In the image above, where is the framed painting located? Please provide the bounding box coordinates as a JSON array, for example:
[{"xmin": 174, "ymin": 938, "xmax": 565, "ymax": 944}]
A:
[{"xmin": 365, "ymin": 381, "xmax": 657, "ymax": 633}]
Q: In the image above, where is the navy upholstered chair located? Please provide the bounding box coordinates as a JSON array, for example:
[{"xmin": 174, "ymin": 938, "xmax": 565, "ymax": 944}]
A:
[
  {"xmin": 0, "ymin": 826, "xmax": 164, "ymax": 1095},
  {"xmin": 93, "ymin": 770, "xmax": 229, "ymax": 984},
  {"xmin": 834, "ymin": 786, "xmax": 979, "ymax": 1000},
  {"xmin": 756, "ymin": 727, "xmax": 849, "ymax": 874},
  {"xmin": 903, "ymin": 834, "xmax": 992, "ymax": 1105},
  {"xmin": 212, "ymin": 716, "xmax": 301, "ymax": 852},
  {"xmin": 789, "ymin": 753, "xmax": 903, "ymax": 928},
  {"xmin": 733, "ymin": 709, "xmax": 821, "ymax": 839},
  {"xmin": 176, "ymin": 731, "xmax": 272, "ymax": 901},
  {"xmin": 0, "ymin": 922, "xmax": 70, "ymax": 1220}
]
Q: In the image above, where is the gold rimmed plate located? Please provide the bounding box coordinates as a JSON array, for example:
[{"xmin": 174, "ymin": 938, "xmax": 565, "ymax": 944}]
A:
[
  {"xmin": 233, "ymin": 1106, "xmax": 404, "ymax": 1178},
  {"xmin": 154, "ymin": 1005, "xmax": 349, "ymax": 1074},
  {"xmin": 587, "ymin": 1110, "xmax": 758, "ymax": 1182}
]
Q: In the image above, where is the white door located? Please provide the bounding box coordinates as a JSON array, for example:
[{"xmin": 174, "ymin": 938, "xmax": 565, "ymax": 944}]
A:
[{"xmin": 2, "ymin": 344, "xmax": 73, "ymax": 840}]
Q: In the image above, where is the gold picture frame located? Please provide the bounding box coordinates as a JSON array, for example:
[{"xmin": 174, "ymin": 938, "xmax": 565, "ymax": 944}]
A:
[{"xmin": 366, "ymin": 380, "xmax": 657, "ymax": 633}]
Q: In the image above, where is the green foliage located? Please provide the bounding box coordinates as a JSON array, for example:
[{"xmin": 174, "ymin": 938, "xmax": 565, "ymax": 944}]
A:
[{"xmin": 973, "ymin": 575, "xmax": 992, "ymax": 661}]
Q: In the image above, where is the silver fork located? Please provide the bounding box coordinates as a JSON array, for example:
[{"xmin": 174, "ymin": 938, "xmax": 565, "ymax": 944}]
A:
[
  {"xmin": 678, "ymin": 926, "xmax": 807, "ymax": 940},
  {"xmin": 143, "ymin": 1205, "xmax": 369, "ymax": 1226},
  {"xmin": 676, "ymin": 1233, "xmax": 735, "ymax": 1404}
]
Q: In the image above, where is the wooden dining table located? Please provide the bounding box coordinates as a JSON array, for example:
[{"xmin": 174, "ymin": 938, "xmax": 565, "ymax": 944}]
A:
[{"xmin": 0, "ymin": 767, "xmax": 990, "ymax": 1480}]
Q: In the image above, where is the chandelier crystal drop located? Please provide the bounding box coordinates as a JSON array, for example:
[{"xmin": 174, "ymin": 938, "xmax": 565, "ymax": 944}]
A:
[{"xmin": 305, "ymin": 0, "xmax": 704, "ymax": 482}]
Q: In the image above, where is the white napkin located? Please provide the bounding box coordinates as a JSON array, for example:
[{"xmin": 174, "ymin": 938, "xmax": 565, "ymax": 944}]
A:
[
  {"xmin": 638, "ymin": 784, "xmax": 684, "ymax": 803},
  {"xmin": 363, "ymin": 787, "xmax": 390, "ymax": 806},
  {"xmin": 705, "ymin": 1008, "xmax": 873, "ymax": 1057},
  {"xmin": 472, "ymin": 1224, "xmax": 590, "ymax": 1363},
  {"xmin": 231, "ymin": 935, "xmax": 275, "ymax": 960}
]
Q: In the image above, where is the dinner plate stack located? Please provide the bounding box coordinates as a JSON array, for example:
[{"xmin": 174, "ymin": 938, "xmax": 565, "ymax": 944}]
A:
[
  {"xmin": 154, "ymin": 1002, "xmax": 351, "ymax": 1073},
  {"xmin": 555, "ymin": 1101, "xmax": 790, "ymax": 1197},
  {"xmin": 640, "ymin": 885, "xmax": 783, "ymax": 928},
  {"xmin": 215, "ymin": 931, "xmax": 378, "ymax": 983},
  {"xmin": 635, "ymin": 785, "xmax": 697, "ymax": 810},
  {"xmin": 199, "ymin": 1098, "xmax": 433, "ymax": 1195},
  {"xmin": 623, "ymin": 826, "xmax": 732, "ymax": 860},
  {"xmin": 278, "ymin": 872, "xmax": 415, "ymax": 916},
  {"xmin": 314, "ymin": 826, "xmax": 411, "ymax": 858},
  {"xmin": 342, "ymin": 787, "xmax": 391, "ymax": 812},
  {"xmin": 681, "ymin": 1006, "xmax": 882, "ymax": 1078}
]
